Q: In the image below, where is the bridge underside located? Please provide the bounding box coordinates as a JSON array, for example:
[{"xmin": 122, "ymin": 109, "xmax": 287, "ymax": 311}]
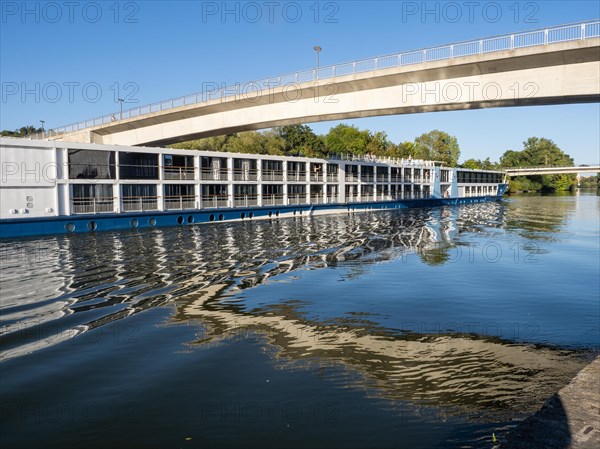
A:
[{"xmin": 53, "ymin": 40, "xmax": 600, "ymax": 147}]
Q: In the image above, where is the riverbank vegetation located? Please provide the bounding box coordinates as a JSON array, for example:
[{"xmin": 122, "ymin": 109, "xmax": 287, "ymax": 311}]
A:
[
  {"xmin": 170, "ymin": 125, "xmax": 461, "ymax": 166},
  {"xmin": 579, "ymin": 175, "xmax": 599, "ymax": 189}
]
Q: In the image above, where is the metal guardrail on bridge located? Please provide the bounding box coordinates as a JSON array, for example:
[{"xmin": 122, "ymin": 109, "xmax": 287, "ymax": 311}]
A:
[{"xmin": 30, "ymin": 20, "xmax": 600, "ymax": 140}]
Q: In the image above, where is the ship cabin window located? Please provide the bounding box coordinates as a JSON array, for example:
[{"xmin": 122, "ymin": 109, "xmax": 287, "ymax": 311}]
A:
[
  {"xmin": 201, "ymin": 157, "xmax": 228, "ymax": 180},
  {"xmin": 234, "ymin": 185, "xmax": 257, "ymax": 196},
  {"xmin": 440, "ymin": 170, "xmax": 450, "ymax": 183},
  {"xmin": 327, "ymin": 184, "xmax": 339, "ymax": 202},
  {"xmin": 121, "ymin": 184, "xmax": 158, "ymax": 211},
  {"xmin": 202, "ymin": 184, "xmax": 228, "ymax": 196},
  {"xmin": 233, "ymin": 158, "xmax": 257, "ymax": 181},
  {"xmin": 164, "ymin": 154, "xmax": 193, "ymax": 168},
  {"xmin": 262, "ymin": 185, "xmax": 283, "ymax": 196},
  {"xmin": 119, "ymin": 152, "xmax": 159, "ymax": 180},
  {"xmin": 164, "ymin": 184, "xmax": 194, "ymax": 197},
  {"xmin": 71, "ymin": 184, "xmax": 114, "ymax": 214},
  {"xmin": 326, "ymin": 163, "xmax": 339, "ymax": 179},
  {"xmin": 345, "ymin": 185, "xmax": 358, "ymax": 199},
  {"xmin": 361, "ymin": 166, "xmax": 374, "ymax": 182},
  {"xmin": 288, "ymin": 184, "xmax": 306, "ymax": 195},
  {"xmin": 377, "ymin": 184, "xmax": 389, "ymax": 196},
  {"xmin": 377, "ymin": 166, "xmax": 388, "ymax": 182},
  {"xmin": 262, "ymin": 160, "xmax": 282, "ymax": 170},
  {"xmin": 122, "ymin": 184, "xmax": 157, "ymax": 197},
  {"xmin": 164, "ymin": 154, "xmax": 195, "ymax": 180},
  {"xmin": 287, "ymin": 161, "xmax": 306, "ymax": 181},
  {"xmin": 310, "ymin": 184, "xmax": 323, "ymax": 195},
  {"xmin": 72, "ymin": 184, "xmax": 113, "ymax": 199},
  {"xmin": 345, "ymin": 164, "xmax": 359, "ymax": 181},
  {"xmin": 362, "ymin": 184, "xmax": 374, "ymax": 195},
  {"xmin": 68, "ymin": 149, "xmax": 116, "ymax": 179},
  {"xmin": 262, "ymin": 160, "xmax": 283, "ymax": 181}
]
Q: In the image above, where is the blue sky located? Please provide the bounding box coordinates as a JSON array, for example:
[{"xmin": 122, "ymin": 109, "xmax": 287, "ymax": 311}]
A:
[{"xmin": 1, "ymin": 1, "xmax": 599, "ymax": 163}]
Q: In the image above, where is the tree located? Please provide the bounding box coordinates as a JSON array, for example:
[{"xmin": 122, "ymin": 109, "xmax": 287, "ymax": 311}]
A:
[
  {"xmin": 500, "ymin": 137, "xmax": 576, "ymax": 192},
  {"xmin": 324, "ymin": 124, "xmax": 370, "ymax": 156},
  {"xmin": 579, "ymin": 175, "xmax": 599, "ymax": 189},
  {"xmin": 413, "ymin": 130, "xmax": 460, "ymax": 166},
  {"xmin": 521, "ymin": 137, "xmax": 574, "ymax": 167},
  {"xmin": 366, "ymin": 131, "xmax": 392, "ymax": 156},
  {"xmin": 1, "ymin": 126, "xmax": 43, "ymax": 137},
  {"xmin": 275, "ymin": 125, "xmax": 319, "ymax": 156},
  {"xmin": 462, "ymin": 159, "xmax": 482, "ymax": 169}
]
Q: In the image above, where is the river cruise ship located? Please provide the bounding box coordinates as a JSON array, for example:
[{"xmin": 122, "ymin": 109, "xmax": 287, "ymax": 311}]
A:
[{"xmin": 0, "ymin": 137, "xmax": 507, "ymax": 238}]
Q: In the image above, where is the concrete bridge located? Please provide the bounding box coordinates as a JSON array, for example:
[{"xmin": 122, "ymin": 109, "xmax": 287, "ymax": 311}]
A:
[
  {"xmin": 36, "ymin": 21, "xmax": 600, "ymax": 147},
  {"xmin": 504, "ymin": 166, "xmax": 600, "ymax": 176}
]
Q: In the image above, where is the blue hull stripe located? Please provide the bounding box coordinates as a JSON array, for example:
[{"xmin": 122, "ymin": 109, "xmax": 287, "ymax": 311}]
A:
[{"xmin": 0, "ymin": 196, "xmax": 502, "ymax": 239}]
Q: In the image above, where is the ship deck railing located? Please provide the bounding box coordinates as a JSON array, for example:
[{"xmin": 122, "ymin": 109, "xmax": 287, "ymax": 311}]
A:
[
  {"xmin": 164, "ymin": 195, "xmax": 197, "ymax": 210},
  {"xmin": 233, "ymin": 170, "xmax": 259, "ymax": 182},
  {"xmin": 262, "ymin": 195, "xmax": 285, "ymax": 206},
  {"xmin": 200, "ymin": 170, "xmax": 229, "ymax": 181},
  {"xmin": 233, "ymin": 195, "xmax": 259, "ymax": 207},
  {"xmin": 121, "ymin": 196, "xmax": 159, "ymax": 212},
  {"xmin": 163, "ymin": 166, "xmax": 196, "ymax": 181},
  {"xmin": 287, "ymin": 195, "xmax": 307, "ymax": 205},
  {"xmin": 201, "ymin": 195, "xmax": 230, "ymax": 208},
  {"xmin": 262, "ymin": 171, "xmax": 284, "ymax": 182},
  {"xmin": 72, "ymin": 197, "xmax": 116, "ymax": 214}
]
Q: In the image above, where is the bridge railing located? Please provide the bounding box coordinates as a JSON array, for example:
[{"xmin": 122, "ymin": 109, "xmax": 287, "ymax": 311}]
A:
[{"xmin": 31, "ymin": 20, "xmax": 600, "ymax": 140}]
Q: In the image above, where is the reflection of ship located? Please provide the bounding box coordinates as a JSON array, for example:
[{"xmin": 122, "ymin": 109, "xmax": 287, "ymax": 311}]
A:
[
  {"xmin": 171, "ymin": 282, "xmax": 586, "ymax": 422},
  {"xmin": 1, "ymin": 137, "xmax": 507, "ymax": 238},
  {"xmin": 0, "ymin": 204, "xmax": 586, "ymax": 422}
]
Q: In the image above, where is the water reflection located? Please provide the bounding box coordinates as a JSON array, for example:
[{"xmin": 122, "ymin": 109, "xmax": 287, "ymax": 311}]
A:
[{"xmin": 0, "ymin": 200, "xmax": 592, "ymax": 425}]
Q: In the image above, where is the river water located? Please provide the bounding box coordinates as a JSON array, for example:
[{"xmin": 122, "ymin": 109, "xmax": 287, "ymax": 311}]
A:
[{"xmin": 1, "ymin": 192, "xmax": 598, "ymax": 448}]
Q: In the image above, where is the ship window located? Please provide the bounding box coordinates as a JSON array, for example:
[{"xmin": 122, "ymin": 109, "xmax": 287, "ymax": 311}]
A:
[
  {"xmin": 69, "ymin": 149, "xmax": 116, "ymax": 179},
  {"xmin": 119, "ymin": 152, "xmax": 158, "ymax": 180}
]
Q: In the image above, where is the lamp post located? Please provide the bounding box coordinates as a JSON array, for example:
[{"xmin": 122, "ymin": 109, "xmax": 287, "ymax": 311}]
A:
[
  {"xmin": 118, "ymin": 98, "xmax": 124, "ymax": 120},
  {"xmin": 40, "ymin": 120, "xmax": 45, "ymax": 137},
  {"xmin": 313, "ymin": 45, "xmax": 322, "ymax": 79}
]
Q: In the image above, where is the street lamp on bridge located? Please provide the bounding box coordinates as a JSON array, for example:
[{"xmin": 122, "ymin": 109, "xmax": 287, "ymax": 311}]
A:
[
  {"xmin": 118, "ymin": 98, "xmax": 124, "ymax": 120},
  {"xmin": 313, "ymin": 45, "xmax": 322, "ymax": 79}
]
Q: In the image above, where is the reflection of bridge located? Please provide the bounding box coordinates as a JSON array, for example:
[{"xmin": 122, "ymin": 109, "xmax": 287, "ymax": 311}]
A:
[
  {"xmin": 504, "ymin": 166, "xmax": 600, "ymax": 176},
  {"xmin": 34, "ymin": 21, "xmax": 600, "ymax": 147}
]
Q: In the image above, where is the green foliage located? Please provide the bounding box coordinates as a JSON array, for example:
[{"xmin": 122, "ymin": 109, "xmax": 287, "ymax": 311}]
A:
[
  {"xmin": 275, "ymin": 125, "xmax": 322, "ymax": 157},
  {"xmin": 461, "ymin": 157, "xmax": 497, "ymax": 170},
  {"xmin": 500, "ymin": 137, "xmax": 574, "ymax": 168},
  {"xmin": 170, "ymin": 124, "xmax": 462, "ymax": 165},
  {"xmin": 500, "ymin": 137, "xmax": 576, "ymax": 192},
  {"xmin": 1, "ymin": 126, "xmax": 43, "ymax": 137},
  {"xmin": 579, "ymin": 175, "xmax": 599, "ymax": 189},
  {"xmin": 324, "ymin": 124, "xmax": 371, "ymax": 156},
  {"xmin": 414, "ymin": 130, "xmax": 460, "ymax": 166},
  {"xmin": 508, "ymin": 177, "xmax": 542, "ymax": 192}
]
